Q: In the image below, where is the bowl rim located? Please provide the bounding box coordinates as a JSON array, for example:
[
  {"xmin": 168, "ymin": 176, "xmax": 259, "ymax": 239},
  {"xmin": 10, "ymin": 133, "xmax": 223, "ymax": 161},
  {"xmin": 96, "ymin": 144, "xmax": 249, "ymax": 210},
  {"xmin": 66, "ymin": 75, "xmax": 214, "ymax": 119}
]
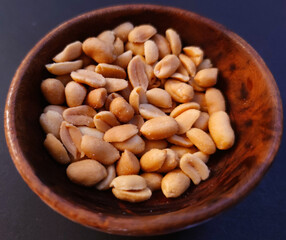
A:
[{"xmin": 4, "ymin": 4, "xmax": 283, "ymax": 236}]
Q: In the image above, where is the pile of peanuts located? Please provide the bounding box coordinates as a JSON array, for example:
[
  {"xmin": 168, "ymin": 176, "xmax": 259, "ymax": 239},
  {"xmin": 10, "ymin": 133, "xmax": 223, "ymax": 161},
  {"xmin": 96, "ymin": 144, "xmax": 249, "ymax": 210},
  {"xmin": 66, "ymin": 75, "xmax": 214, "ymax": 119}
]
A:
[{"xmin": 40, "ymin": 22, "xmax": 235, "ymax": 202}]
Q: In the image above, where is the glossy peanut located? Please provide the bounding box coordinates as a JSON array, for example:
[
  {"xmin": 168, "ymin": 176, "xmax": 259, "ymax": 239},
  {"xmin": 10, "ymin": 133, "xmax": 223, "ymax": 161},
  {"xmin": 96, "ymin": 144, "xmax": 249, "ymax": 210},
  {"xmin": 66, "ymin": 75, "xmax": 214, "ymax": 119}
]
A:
[
  {"xmin": 194, "ymin": 68, "xmax": 218, "ymax": 88},
  {"xmin": 154, "ymin": 54, "xmax": 180, "ymax": 78},
  {"xmin": 194, "ymin": 112, "xmax": 209, "ymax": 131},
  {"xmin": 113, "ymin": 37, "xmax": 124, "ymax": 56},
  {"xmin": 71, "ymin": 69, "xmax": 106, "ymax": 88},
  {"xmin": 86, "ymin": 88, "xmax": 107, "ymax": 109},
  {"xmin": 179, "ymin": 54, "xmax": 196, "ymax": 77},
  {"xmin": 170, "ymin": 102, "xmax": 200, "ymax": 118},
  {"xmin": 167, "ymin": 135, "xmax": 193, "ymax": 147},
  {"xmin": 95, "ymin": 63, "xmax": 126, "ymax": 79},
  {"xmin": 183, "ymin": 46, "xmax": 204, "ymax": 66},
  {"xmin": 175, "ymin": 109, "xmax": 200, "ymax": 134},
  {"xmin": 110, "ymin": 97, "xmax": 134, "ymax": 122},
  {"xmin": 205, "ymin": 88, "xmax": 226, "ymax": 115},
  {"xmin": 170, "ymin": 145, "xmax": 197, "ymax": 158},
  {"xmin": 96, "ymin": 164, "xmax": 116, "ymax": 190},
  {"xmin": 110, "ymin": 175, "xmax": 147, "ymax": 190},
  {"xmin": 116, "ymin": 150, "xmax": 140, "ymax": 175},
  {"xmin": 41, "ymin": 78, "xmax": 65, "ymax": 105},
  {"xmin": 65, "ymin": 81, "xmax": 86, "ymax": 107},
  {"xmin": 140, "ymin": 149, "xmax": 167, "ymax": 172},
  {"xmin": 193, "ymin": 151, "xmax": 209, "ymax": 163},
  {"xmin": 128, "ymin": 24, "xmax": 157, "ymax": 43},
  {"xmin": 193, "ymin": 92, "xmax": 208, "ymax": 112},
  {"xmin": 112, "ymin": 187, "xmax": 152, "ymax": 202},
  {"xmin": 40, "ymin": 110, "xmax": 63, "ymax": 139},
  {"xmin": 105, "ymin": 78, "xmax": 128, "ymax": 93},
  {"xmin": 152, "ymin": 34, "xmax": 171, "ymax": 59},
  {"xmin": 112, "ymin": 134, "xmax": 145, "ymax": 154},
  {"xmin": 129, "ymin": 86, "xmax": 148, "ymax": 114},
  {"xmin": 128, "ymin": 115, "xmax": 144, "ymax": 131},
  {"xmin": 113, "ymin": 50, "xmax": 133, "ymax": 69},
  {"xmin": 125, "ymin": 42, "xmax": 145, "ymax": 55},
  {"xmin": 146, "ymin": 88, "xmax": 172, "ymax": 108},
  {"xmin": 157, "ymin": 149, "xmax": 178, "ymax": 173},
  {"xmin": 113, "ymin": 22, "xmax": 134, "ymax": 42},
  {"xmin": 43, "ymin": 105, "xmax": 67, "ymax": 115},
  {"xmin": 144, "ymin": 40, "xmax": 159, "ymax": 64},
  {"xmin": 105, "ymin": 92, "xmax": 122, "ymax": 110},
  {"xmin": 139, "ymin": 104, "xmax": 166, "ymax": 119},
  {"xmin": 141, "ymin": 173, "xmax": 162, "ymax": 191},
  {"xmin": 97, "ymin": 30, "xmax": 115, "ymax": 45},
  {"xmin": 164, "ymin": 79, "xmax": 194, "ymax": 103},
  {"xmin": 165, "ymin": 29, "xmax": 182, "ymax": 55},
  {"xmin": 45, "ymin": 60, "xmax": 83, "ymax": 75},
  {"xmin": 104, "ymin": 124, "xmax": 138, "ymax": 142},
  {"xmin": 78, "ymin": 126, "xmax": 104, "ymax": 139},
  {"xmin": 63, "ymin": 105, "xmax": 96, "ymax": 127},
  {"xmin": 53, "ymin": 41, "xmax": 82, "ymax": 62}
]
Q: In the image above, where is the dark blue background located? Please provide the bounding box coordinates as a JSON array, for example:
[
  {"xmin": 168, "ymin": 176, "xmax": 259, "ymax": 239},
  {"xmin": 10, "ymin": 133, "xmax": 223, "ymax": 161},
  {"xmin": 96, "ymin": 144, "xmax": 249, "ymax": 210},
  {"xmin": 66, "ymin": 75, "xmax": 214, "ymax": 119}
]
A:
[{"xmin": 1, "ymin": 0, "xmax": 285, "ymax": 239}]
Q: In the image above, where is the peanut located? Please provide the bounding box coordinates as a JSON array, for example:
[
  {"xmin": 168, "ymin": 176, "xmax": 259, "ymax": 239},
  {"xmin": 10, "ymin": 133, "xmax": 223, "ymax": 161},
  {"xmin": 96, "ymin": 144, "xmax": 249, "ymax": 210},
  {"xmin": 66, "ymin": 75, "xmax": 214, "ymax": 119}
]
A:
[
  {"xmin": 193, "ymin": 112, "xmax": 209, "ymax": 131},
  {"xmin": 86, "ymin": 88, "xmax": 107, "ymax": 109},
  {"xmin": 56, "ymin": 74, "xmax": 73, "ymax": 86},
  {"xmin": 114, "ymin": 22, "xmax": 134, "ymax": 42},
  {"xmin": 170, "ymin": 145, "xmax": 197, "ymax": 158},
  {"xmin": 167, "ymin": 135, "xmax": 193, "ymax": 148},
  {"xmin": 165, "ymin": 29, "xmax": 182, "ymax": 55},
  {"xmin": 170, "ymin": 72, "xmax": 190, "ymax": 82},
  {"xmin": 139, "ymin": 104, "xmax": 166, "ymax": 119},
  {"xmin": 105, "ymin": 92, "xmax": 122, "ymax": 110},
  {"xmin": 194, "ymin": 68, "xmax": 218, "ymax": 87},
  {"xmin": 205, "ymin": 88, "xmax": 226, "ymax": 115},
  {"xmin": 125, "ymin": 42, "xmax": 144, "ymax": 55},
  {"xmin": 116, "ymin": 150, "xmax": 140, "ymax": 175},
  {"xmin": 152, "ymin": 34, "xmax": 171, "ymax": 59},
  {"xmin": 113, "ymin": 50, "xmax": 133, "ymax": 69},
  {"xmin": 164, "ymin": 79, "xmax": 194, "ymax": 103},
  {"xmin": 112, "ymin": 187, "xmax": 152, "ymax": 202},
  {"xmin": 170, "ymin": 102, "xmax": 200, "ymax": 118},
  {"xmin": 112, "ymin": 134, "xmax": 145, "ymax": 154},
  {"xmin": 175, "ymin": 109, "xmax": 200, "ymax": 134},
  {"xmin": 128, "ymin": 115, "xmax": 145, "ymax": 131},
  {"xmin": 113, "ymin": 37, "xmax": 124, "ymax": 56},
  {"xmin": 105, "ymin": 78, "xmax": 128, "ymax": 93},
  {"xmin": 110, "ymin": 97, "xmax": 134, "ymax": 122},
  {"xmin": 97, "ymin": 30, "xmax": 115, "ymax": 45},
  {"xmin": 128, "ymin": 24, "xmax": 157, "ymax": 43},
  {"xmin": 43, "ymin": 105, "xmax": 67, "ymax": 115},
  {"xmin": 71, "ymin": 69, "xmax": 106, "ymax": 88},
  {"xmin": 183, "ymin": 46, "xmax": 204, "ymax": 66},
  {"xmin": 193, "ymin": 92, "xmax": 208, "ymax": 112},
  {"xmin": 154, "ymin": 54, "xmax": 180, "ymax": 78},
  {"xmin": 179, "ymin": 54, "xmax": 196, "ymax": 77},
  {"xmin": 104, "ymin": 124, "xmax": 138, "ymax": 142},
  {"xmin": 157, "ymin": 148, "xmax": 178, "ymax": 173},
  {"xmin": 197, "ymin": 58, "xmax": 213, "ymax": 71},
  {"xmin": 78, "ymin": 126, "xmax": 104, "ymax": 139},
  {"xmin": 96, "ymin": 164, "xmax": 116, "ymax": 190},
  {"xmin": 41, "ymin": 78, "xmax": 65, "ymax": 105},
  {"xmin": 141, "ymin": 139, "xmax": 168, "ymax": 156},
  {"xmin": 53, "ymin": 41, "xmax": 82, "ymax": 62},
  {"xmin": 95, "ymin": 63, "xmax": 126, "ymax": 79},
  {"xmin": 193, "ymin": 151, "xmax": 209, "ymax": 163},
  {"xmin": 129, "ymin": 86, "xmax": 148, "ymax": 114},
  {"xmin": 40, "ymin": 110, "xmax": 63, "ymax": 139},
  {"xmin": 140, "ymin": 149, "xmax": 167, "ymax": 172},
  {"xmin": 110, "ymin": 175, "xmax": 146, "ymax": 190},
  {"xmin": 45, "ymin": 60, "xmax": 83, "ymax": 75},
  {"xmin": 63, "ymin": 105, "xmax": 96, "ymax": 127},
  {"xmin": 65, "ymin": 81, "xmax": 86, "ymax": 107},
  {"xmin": 144, "ymin": 40, "xmax": 159, "ymax": 64},
  {"xmin": 141, "ymin": 173, "xmax": 162, "ymax": 191},
  {"xmin": 146, "ymin": 88, "xmax": 172, "ymax": 108}
]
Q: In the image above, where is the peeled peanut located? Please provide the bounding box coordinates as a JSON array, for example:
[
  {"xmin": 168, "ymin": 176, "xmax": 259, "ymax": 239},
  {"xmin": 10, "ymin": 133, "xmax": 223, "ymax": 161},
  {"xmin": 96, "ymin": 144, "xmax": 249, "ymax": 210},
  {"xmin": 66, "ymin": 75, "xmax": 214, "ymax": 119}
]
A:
[
  {"xmin": 140, "ymin": 116, "xmax": 178, "ymax": 140},
  {"xmin": 40, "ymin": 111, "xmax": 63, "ymax": 139},
  {"xmin": 141, "ymin": 173, "xmax": 162, "ymax": 191},
  {"xmin": 96, "ymin": 164, "xmax": 116, "ymax": 190},
  {"xmin": 66, "ymin": 159, "xmax": 107, "ymax": 187},
  {"xmin": 194, "ymin": 112, "xmax": 209, "ymax": 131},
  {"xmin": 53, "ymin": 41, "xmax": 82, "ymax": 62},
  {"xmin": 112, "ymin": 188, "xmax": 152, "ymax": 202},
  {"xmin": 113, "ymin": 37, "xmax": 124, "ymax": 56},
  {"xmin": 165, "ymin": 79, "xmax": 194, "ymax": 103},
  {"xmin": 157, "ymin": 149, "xmax": 178, "ymax": 173},
  {"xmin": 105, "ymin": 78, "xmax": 128, "ymax": 93},
  {"xmin": 56, "ymin": 74, "xmax": 73, "ymax": 86},
  {"xmin": 167, "ymin": 135, "xmax": 193, "ymax": 147},
  {"xmin": 65, "ymin": 81, "xmax": 86, "ymax": 107},
  {"xmin": 93, "ymin": 119, "xmax": 111, "ymax": 133},
  {"xmin": 110, "ymin": 97, "xmax": 134, "ymax": 122},
  {"xmin": 154, "ymin": 54, "xmax": 180, "ymax": 78},
  {"xmin": 114, "ymin": 22, "xmax": 134, "ymax": 42},
  {"xmin": 209, "ymin": 111, "xmax": 235, "ymax": 150},
  {"xmin": 197, "ymin": 59, "xmax": 213, "ymax": 71},
  {"xmin": 193, "ymin": 92, "xmax": 208, "ymax": 112},
  {"xmin": 165, "ymin": 29, "xmax": 182, "ymax": 55},
  {"xmin": 45, "ymin": 60, "xmax": 83, "ymax": 75},
  {"xmin": 41, "ymin": 79, "xmax": 65, "ymax": 105},
  {"xmin": 129, "ymin": 86, "xmax": 148, "ymax": 114},
  {"xmin": 97, "ymin": 30, "xmax": 115, "ymax": 45},
  {"xmin": 110, "ymin": 175, "xmax": 146, "ymax": 190},
  {"xmin": 144, "ymin": 40, "xmax": 159, "ymax": 64},
  {"xmin": 128, "ymin": 24, "xmax": 157, "ymax": 43},
  {"xmin": 79, "ymin": 53, "xmax": 94, "ymax": 68},
  {"xmin": 146, "ymin": 88, "xmax": 172, "ymax": 108},
  {"xmin": 170, "ymin": 145, "xmax": 197, "ymax": 158},
  {"xmin": 84, "ymin": 64, "xmax": 96, "ymax": 71},
  {"xmin": 176, "ymin": 62, "xmax": 189, "ymax": 76},
  {"xmin": 180, "ymin": 153, "xmax": 210, "ymax": 185},
  {"xmin": 140, "ymin": 149, "xmax": 167, "ymax": 172},
  {"xmin": 71, "ymin": 69, "xmax": 106, "ymax": 88},
  {"xmin": 105, "ymin": 92, "xmax": 122, "ymax": 110},
  {"xmin": 193, "ymin": 151, "xmax": 209, "ymax": 163},
  {"xmin": 116, "ymin": 150, "xmax": 140, "ymax": 175},
  {"xmin": 161, "ymin": 169, "xmax": 190, "ymax": 198},
  {"xmin": 128, "ymin": 115, "xmax": 144, "ymax": 131},
  {"xmin": 183, "ymin": 46, "xmax": 204, "ymax": 66},
  {"xmin": 104, "ymin": 124, "xmax": 138, "ymax": 142},
  {"xmin": 139, "ymin": 104, "xmax": 166, "ymax": 119},
  {"xmin": 44, "ymin": 133, "xmax": 70, "ymax": 164},
  {"xmin": 141, "ymin": 139, "xmax": 168, "ymax": 156},
  {"xmin": 152, "ymin": 34, "xmax": 171, "ymax": 59},
  {"xmin": 128, "ymin": 56, "xmax": 149, "ymax": 91},
  {"xmin": 113, "ymin": 50, "xmax": 133, "ymax": 69},
  {"xmin": 179, "ymin": 54, "xmax": 196, "ymax": 77},
  {"xmin": 43, "ymin": 105, "xmax": 67, "ymax": 115},
  {"xmin": 188, "ymin": 77, "xmax": 206, "ymax": 92},
  {"xmin": 175, "ymin": 109, "xmax": 200, "ymax": 134},
  {"xmin": 170, "ymin": 102, "xmax": 200, "ymax": 118},
  {"xmin": 63, "ymin": 105, "xmax": 96, "ymax": 127},
  {"xmin": 170, "ymin": 73, "xmax": 190, "ymax": 82},
  {"xmin": 81, "ymin": 135, "xmax": 120, "ymax": 165},
  {"xmin": 125, "ymin": 42, "xmax": 145, "ymax": 55},
  {"xmin": 86, "ymin": 88, "xmax": 107, "ymax": 109},
  {"xmin": 82, "ymin": 37, "xmax": 116, "ymax": 63},
  {"xmin": 94, "ymin": 111, "xmax": 120, "ymax": 128},
  {"xmin": 78, "ymin": 126, "xmax": 104, "ymax": 139},
  {"xmin": 205, "ymin": 88, "xmax": 226, "ymax": 115},
  {"xmin": 186, "ymin": 128, "xmax": 216, "ymax": 155},
  {"xmin": 119, "ymin": 82, "xmax": 132, "ymax": 101},
  {"xmin": 95, "ymin": 63, "xmax": 126, "ymax": 79},
  {"xmin": 112, "ymin": 134, "xmax": 145, "ymax": 154},
  {"xmin": 194, "ymin": 68, "xmax": 218, "ymax": 87},
  {"xmin": 160, "ymin": 101, "xmax": 177, "ymax": 113}
]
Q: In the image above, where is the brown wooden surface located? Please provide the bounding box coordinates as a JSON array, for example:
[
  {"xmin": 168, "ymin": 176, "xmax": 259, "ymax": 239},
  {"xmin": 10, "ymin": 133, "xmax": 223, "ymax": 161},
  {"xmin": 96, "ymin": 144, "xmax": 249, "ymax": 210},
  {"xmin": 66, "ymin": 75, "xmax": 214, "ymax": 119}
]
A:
[{"xmin": 4, "ymin": 4, "xmax": 283, "ymax": 236}]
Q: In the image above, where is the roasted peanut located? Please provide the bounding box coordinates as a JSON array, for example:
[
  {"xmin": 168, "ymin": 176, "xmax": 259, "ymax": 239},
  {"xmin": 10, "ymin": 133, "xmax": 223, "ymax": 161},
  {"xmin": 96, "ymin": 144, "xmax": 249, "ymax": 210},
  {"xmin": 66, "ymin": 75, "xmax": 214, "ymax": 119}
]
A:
[
  {"xmin": 112, "ymin": 187, "xmax": 152, "ymax": 202},
  {"xmin": 141, "ymin": 173, "xmax": 162, "ymax": 191},
  {"xmin": 159, "ymin": 101, "xmax": 177, "ymax": 113},
  {"xmin": 125, "ymin": 42, "xmax": 144, "ymax": 55},
  {"xmin": 44, "ymin": 133, "xmax": 70, "ymax": 164},
  {"xmin": 194, "ymin": 112, "xmax": 209, "ymax": 131},
  {"xmin": 43, "ymin": 105, "xmax": 67, "ymax": 115},
  {"xmin": 63, "ymin": 105, "xmax": 96, "ymax": 127},
  {"xmin": 129, "ymin": 86, "xmax": 148, "ymax": 114},
  {"xmin": 157, "ymin": 149, "xmax": 178, "ymax": 173},
  {"xmin": 140, "ymin": 149, "xmax": 167, "ymax": 172},
  {"xmin": 188, "ymin": 77, "xmax": 206, "ymax": 92},
  {"xmin": 56, "ymin": 74, "xmax": 73, "ymax": 86},
  {"xmin": 60, "ymin": 121, "xmax": 83, "ymax": 159},
  {"xmin": 141, "ymin": 139, "xmax": 168, "ymax": 156},
  {"xmin": 165, "ymin": 29, "xmax": 182, "ymax": 55},
  {"xmin": 53, "ymin": 41, "xmax": 82, "ymax": 62},
  {"xmin": 176, "ymin": 62, "xmax": 189, "ymax": 76},
  {"xmin": 128, "ymin": 115, "xmax": 145, "ymax": 131},
  {"xmin": 170, "ymin": 102, "xmax": 200, "ymax": 118},
  {"xmin": 45, "ymin": 60, "xmax": 83, "ymax": 75},
  {"xmin": 194, "ymin": 68, "xmax": 218, "ymax": 87},
  {"xmin": 105, "ymin": 92, "xmax": 122, "ymax": 110},
  {"xmin": 67, "ymin": 159, "xmax": 107, "ymax": 187},
  {"xmin": 170, "ymin": 72, "xmax": 190, "ymax": 82},
  {"xmin": 193, "ymin": 151, "xmax": 209, "ymax": 163},
  {"xmin": 170, "ymin": 145, "xmax": 197, "ymax": 158},
  {"xmin": 175, "ymin": 109, "xmax": 200, "ymax": 134},
  {"xmin": 114, "ymin": 22, "xmax": 134, "ymax": 42},
  {"xmin": 209, "ymin": 111, "xmax": 235, "ymax": 150},
  {"xmin": 154, "ymin": 54, "xmax": 180, "ymax": 78},
  {"xmin": 128, "ymin": 24, "xmax": 157, "ymax": 43},
  {"xmin": 93, "ymin": 119, "xmax": 111, "ymax": 132},
  {"xmin": 40, "ymin": 110, "xmax": 63, "ymax": 139},
  {"xmin": 78, "ymin": 126, "xmax": 104, "ymax": 139},
  {"xmin": 119, "ymin": 82, "xmax": 132, "ymax": 101},
  {"xmin": 104, "ymin": 78, "xmax": 128, "ymax": 93},
  {"xmin": 128, "ymin": 55, "xmax": 149, "ymax": 91},
  {"xmin": 164, "ymin": 79, "xmax": 194, "ymax": 103},
  {"xmin": 144, "ymin": 40, "xmax": 159, "ymax": 64},
  {"xmin": 95, "ymin": 63, "xmax": 126, "ymax": 79},
  {"xmin": 183, "ymin": 46, "xmax": 204, "ymax": 66},
  {"xmin": 96, "ymin": 164, "xmax": 116, "ymax": 190},
  {"xmin": 161, "ymin": 169, "xmax": 190, "ymax": 198},
  {"xmin": 152, "ymin": 34, "xmax": 171, "ymax": 59},
  {"xmin": 197, "ymin": 58, "xmax": 213, "ymax": 71},
  {"xmin": 113, "ymin": 50, "xmax": 133, "ymax": 69},
  {"xmin": 41, "ymin": 78, "xmax": 65, "ymax": 105},
  {"xmin": 112, "ymin": 134, "xmax": 145, "ymax": 154},
  {"xmin": 110, "ymin": 97, "xmax": 134, "ymax": 122},
  {"xmin": 205, "ymin": 88, "xmax": 226, "ymax": 115},
  {"xmin": 179, "ymin": 54, "xmax": 196, "ymax": 77},
  {"xmin": 82, "ymin": 37, "xmax": 116, "ymax": 63},
  {"xmin": 186, "ymin": 128, "xmax": 216, "ymax": 155},
  {"xmin": 84, "ymin": 64, "xmax": 96, "ymax": 71},
  {"xmin": 193, "ymin": 92, "xmax": 208, "ymax": 112},
  {"xmin": 139, "ymin": 104, "xmax": 166, "ymax": 119},
  {"xmin": 97, "ymin": 30, "xmax": 115, "ymax": 45},
  {"xmin": 71, "ymin": 69, "xmax": 106, "ymax": 88},
  {"xmin": 104, "ymin": 124, "xmax": 138, "ymax": 142},
  {"xmin": 180, "ymin": 153, "xmax": 210, "ymax": 185},
  {"xmin": 113, "ymin": 37, "xmax": 124, "ymax": 56},
  {"xmin": 116, "ymin": 150, "xmax": 140, "ymax": 175},
  {"xmin": 167, "ymin": 135, "xmax": 193, "ymax": 147},
  {"xmin": 86, "ymin": 88, "xmax": 107, "ymax": 109},
  {"xmin": 93, "ymin": 111, "xmax": 120, "ymax": 132},
  {"xmin": 81, "ymin": 135, "xmax": 120, "ymax": 165},
  {"xmin": 140, "ymin": 116, "xmax": 178, "ymax": 140},
  {"xmin": 65, "ymin": 81, "xmax": 87, "ymax": 107},
  {"xmin": 78, "ymin": 53, "xmax": 94, "ymax": 68},
  {"xmin": 110, "ymin": 175, "xmax": 146, "ymax": 190},
  {"xmin": 146, "ymin": 88, "xmax": 172, "ymax": 108}
]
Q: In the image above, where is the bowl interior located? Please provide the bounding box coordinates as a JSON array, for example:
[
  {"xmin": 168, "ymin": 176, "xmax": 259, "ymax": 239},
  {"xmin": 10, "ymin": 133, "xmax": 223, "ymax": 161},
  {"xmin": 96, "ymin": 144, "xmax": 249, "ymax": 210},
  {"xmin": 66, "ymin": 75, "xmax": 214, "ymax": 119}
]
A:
[{"xmin": 6, "ymin": 5, "xmax": 282, "ymax": 235}]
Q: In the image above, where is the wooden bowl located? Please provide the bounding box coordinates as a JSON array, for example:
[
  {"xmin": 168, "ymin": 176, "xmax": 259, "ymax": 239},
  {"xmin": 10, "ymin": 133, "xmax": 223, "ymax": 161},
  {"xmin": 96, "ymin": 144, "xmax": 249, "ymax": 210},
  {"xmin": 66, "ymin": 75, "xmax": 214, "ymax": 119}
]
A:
[{"xmin": 4, "ymin": 4, "xmax": 283, "ymax": 236}]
